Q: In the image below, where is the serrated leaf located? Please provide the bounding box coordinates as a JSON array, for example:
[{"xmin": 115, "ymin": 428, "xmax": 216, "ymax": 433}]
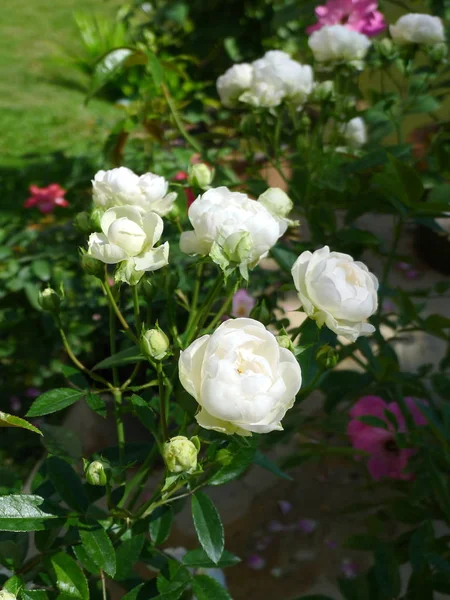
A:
[
  {"xmin": 27, "ymin": 388, "xmax": 83, "ymax": 417},
  {"xmin": 46, "ymin": 457, "xmax": 88, "ymax": 514},
  {"xmin": 149, "ymin": 506, "xmax": 173, "ymax": 545},
  {"xmin": 191, "ymin": 574, "xmax": 232, "ymax": 600},
  {"xmin": 182, "ymin": 548, "xmax": 240, "ymax": 568},
  {"xmin": 93, "ymin": 347, "xmax": 146, "ymax": 370},
  {"xmin": 88, "ymin": 47, "xmax": 135, "ymax": 100},
  {"xmin": 85, "ymin": 392, "xmax": 107, "ymax": 419},
  {"xmin": 21, "ymin": 591, "xmax": 49, "ymax": 600},
  {"xmin": 209, "ymin": 448, "xmax": 255, "ymax": 486},
  {"xmin": 0, "ymin": 495, "xmax": 57, "ymax": 532},
  {"xmin": 0, "ymin": 411, "xmax": 42, "ymax": 435},
  {"xmin": 49, "ymin": 552, "xmax": 89, "ymax": 599},
  {"xmin": 115, "ymin": 534, "xmax": 145, "ymax": 580},
  {"xmin": 79, "ymin": 527, "xmax": 116, "ymax": 578},
  {"xmin": 191, "ymin": 493, "xmax": 224, "ymax": 564}
]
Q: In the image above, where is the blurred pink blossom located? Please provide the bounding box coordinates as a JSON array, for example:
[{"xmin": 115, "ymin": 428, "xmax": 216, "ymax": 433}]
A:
[
  {"xmin": 10, "ymin": 396, "xmax": 21, "ymax": 412},
  {"xmin": 24, "ymin": 184, "xmax": 69, "ymax": 214},
  {"xmin": 174, "ymin": 170, "xmax": 196, "ymax": 208},
  {"xmin": 297, "ymin": 518, "xmax": 318, "ymax": 534},
  {"xmin": 347, "ymin": 396, "xmax": 427, "ymax": 481},
  {"xmin": 232, "ymin": 289, "xmax": 256, "ymax": 318},
  {"xmin": 92, "ymin": 313, "xmax": 102, "ymax": 322},
  {"xmin": 341, "ymin": 558, "xmax": 359, "ymax": 579},
  {"xmin": 307, "ymin": 0, "xmax": 386, "ymax": 36},
  {"xmin": 25, "ymin": 387, "xmax": 41, "ymax": 398},
  {"xmin": 277, "ymin": 500, "xmax": 292, "ymax": 515}
]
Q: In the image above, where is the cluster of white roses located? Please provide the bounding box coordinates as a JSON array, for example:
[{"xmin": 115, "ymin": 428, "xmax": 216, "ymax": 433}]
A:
[
  {"xmin": 83, "ymin": 166, "xmax": 379, "ymax": 437},
  {"xmin": 389, "ymin": 13, "xmax": 445, "ymax": 46},
  {"xmin": 86, "ymin": 167, "xmax": 175, "ymax": 285},
  {"xmin": 217, "ymin": 50, "xmax": 314, "ymax": 109}
]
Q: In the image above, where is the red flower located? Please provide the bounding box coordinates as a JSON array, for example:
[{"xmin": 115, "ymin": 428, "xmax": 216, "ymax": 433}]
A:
[
  {"xmin": 174, "ymin": 171, "xmax": 196, "ymax": 208},
  {"xmin": 24, "ymin": 184, "xmax": 69, "ymax": 214}
]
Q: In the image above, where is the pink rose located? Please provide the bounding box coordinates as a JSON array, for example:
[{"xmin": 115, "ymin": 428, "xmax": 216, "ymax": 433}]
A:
[{"xmin": 24, "ymin": 184, "xmax": 69, "ymax": 214}]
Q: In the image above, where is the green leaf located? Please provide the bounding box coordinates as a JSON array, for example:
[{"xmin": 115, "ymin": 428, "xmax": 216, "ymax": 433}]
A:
[
  {"xmin": 26, "ymin": 388, "xmax": 83, "ymax": 417},
  {"xmin": 21, "ymin": 591, "xmax": 49, "ymax": 600},
  {"xmin": 182, "ymin": 548, "xmax": 240, "ymax": 569},
  {"xmin": 93, "ymin": 346, "xmax": 146, "ymax": 370},
  {"xmin": 122, "ymin": 585, "xmax": 145, "ymax": 600},
  {"xmin": 85, "ymin": 392, "xmax": 107, "ymax": 419},
  {"xmin": 389, "ymin": 156, "xmax": 425, "ymax": 205},
  {"xmin": 115, "ymin": 534, "xmax": 145, "ymax": 580},
  {"xmin": 406, "ymin": 95, "xmax": 440, "ymax": 114},
  {"xmin": 131, "ymin": 394, "xmax": 157, "ymax": 435},
  {"xmin": 208, "ymin": 448, "xmax": 255, "ymax": 486},
  {"xmin": 3, "ymin": 574, "xmax": 23, "ymax": 595},
  {"xmin": 358, "ymin": 416, "xmax": 388, "ymax": 429},
  {"xmin": 31, "ymin": 259, "xmax": 51, "ymax": 281},
  {"xmin": 191, "ymin": 574, "xmax": 232, "ymax": 600},
  {"xmin": 373, "ymin": 542, "xmax": 401, "ymax": 598},
  {"xmin": 49, "ymin": 552, "xmax": 89, "ymax": 599},
  {"xmin": 0, "ymin": 495, "xmax": 57, "ymax": 532},
  {"xmin": 88, "ymin": 47, "xmax": 135, "ymax": 100},
  {"xmin": 427, "ymin": 552, "xmax": 450, "ymax": 576},
  {"xmin": 79, "ymin": 527, "xmax": 116, "ymax": 578},
  {"xmin": 149, "ymin": 506, "xmax": 173, "ymax": 545},
  {"xmin": 253, "ymin": 450, "xmax": 292, "ymax": 480},
  {"xmin": 270, "ymin": 246, "xmax": 298, "ymax": 273},
  {"xmin": 147, "ymin": 50, "xmax": 164, "ymax": 86},
  {"xmin": 191, "ymin": 492, "xmax": 224, "ymax": 565},
  {"xmin": 46, "ymin": 457, "xmax": 88, "ymax": 514},
  {"xmin": 40, "ymin": 424, "xmax": 83, "ymax": 460},
  {"xmin": 0, "ymin": 411, "xmax": 42, "ymax": 435}
]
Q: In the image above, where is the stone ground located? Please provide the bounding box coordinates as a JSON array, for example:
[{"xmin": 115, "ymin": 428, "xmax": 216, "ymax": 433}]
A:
[{"xmin": 59, "ymin": 208, "xmax": 450, "ymax": 599}]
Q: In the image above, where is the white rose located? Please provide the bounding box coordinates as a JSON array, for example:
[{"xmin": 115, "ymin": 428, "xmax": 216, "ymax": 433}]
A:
[
  {"xmin": 216, "ymin": 63, "xmax": 254, "ymax": 108},
  {"xmin": 92, "ymin": 167, "xmax": 176, "ymax": 216},
  {"xmin": 390, "ymin": 14, "xmax": 445, "ymax": 45},
  {"xmin": 179, "ymin": 318, "xmax": 302, "ymax": 435},
  {"xmin": 258, "ymin": 187, "xmax": 298, "ymax": 233},
  {"xmin": 340, "ymin": 117, "xmax": 367, "ymax": 148},
  {"xmin": 179, "ymin": 186, "xmax": 283, "ymax": 278},
  {"xmin": 87, "ymin": 206, "xmax": 169, "ymax": 284},
  {"xmin": 436, "ymin": 213, "xmax": 450, "ymax": 237},
  {"xmin": 308, "ymin": 25, "xmax": 371, "ymax": 69},
  {"xmin": 241, "ymin": 50, "xmax": 314, "ymax": 107},
  {"xmin": 291, "ymin": 246, "xmax": 379, "ymax": 342}
]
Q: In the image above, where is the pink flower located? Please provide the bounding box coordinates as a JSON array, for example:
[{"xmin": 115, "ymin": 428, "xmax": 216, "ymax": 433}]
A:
[
  {"xmin": 25, "ymin": 387, "xmax": 41, "ymax": 398},
  {"xmin": 174, "ymin": 171, "xmax": 196, "ymax": 208},
  {"xmin": 277, "ymin": 500, "xmax": 292, "ymax": 515},
  {"xmin": 247, "ymin": 554, "xmax": 266, "ymax": 570},
  {"xmin": 231, "ymin": 289, "xmax": 256, "ymax": 318},
  {"xmin": 347, "ymin": 396, "xmax": 427, "ymax": 481},
  {"xmin": 24, "ymin": 184, "xmax": 69, "ymax": 214},
  {"xmin": 307, "ymin": 0, "xmax": 386, "ymax": 37},
  {"xmin": 10, "ymin": 396, "xmax": 21, "ymax": 412},
  {"xmin": 297, "ymin": 518, "xmax": 318, "ymax": 534}
]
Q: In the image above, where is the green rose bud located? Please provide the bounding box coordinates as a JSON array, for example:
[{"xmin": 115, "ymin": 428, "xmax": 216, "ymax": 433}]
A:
[
  {"xmin": 141, "ymin": 327, "xmax": 170, "ymax": 360},
  {"xmin": 259, "ymin": 188, "xmax": 293, "ymax": 219},
  {"xmin": 428, "ymin": 42, "xmax": 448, "ymax": 63},
  {"xmin": 276, "ymin": 334, "xmax": 295, "ymax": 353},
  {"xmin": 38, "ymin": 287, "xmax": 61, "ymax": 314},
  {"xmin": 216, "ymin": 448, "xmax": 233, "ymax": 466},
  {"xmin": 0, "ymin": 592, "xmax": 17, "ymax": 600},
  {"xmin": 74, "ymin": 212, "xmax": 93, "ymax": 234},
  {"xmin": 316, "ymin": 345, "xmax": 339, "ymax": 369},
  {"xmin": 188, "ymin": 163, "xmax": 214, "ymax": 190},
  {"xmin": 85, "ymin": 460, "xmax": 110, "ymax": 486},
  {"xmin": 311, "ymin": 80, "xmax": 335, "ymax": 102},
  {"xmin": 90, "ymin": 208, "xmax": 103, "ymax": 232},
  {"xmin": 163, "ymin": 436, "xmax": 199, "ymax": 474},
  {"xmin": 80, "ymin": 252, "xmax": 104, "ymax": 279},
  {"xmin": 377, "ymin": 38, "xmax": 396, "ymax": 60}
]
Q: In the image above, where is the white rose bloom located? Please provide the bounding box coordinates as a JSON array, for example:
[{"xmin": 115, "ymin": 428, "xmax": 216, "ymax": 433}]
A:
[
  {"xmin": 291, "ymin": 246, "xmax": 379, "ymax": 342},
  {"xmin": 216, "ymin": 63, "xmax": 254, "ymax": 108},
  {"xmin": 436, "ymin": 213, "xmax": 450, "ymax": 237},
  {"xmin": 258, "ymin": 187, "xmax": 298, "ymax": 233},
  {"xmin": 340, "ymin": 117, "xmax": 367, "ymax": 148},
  {"xmin": 179, "ymin": 318, "xmax": 302, "ymax": 436},
  {"xmin": 308, "ymin": 25, "xmax": 371, "ymax": 68},
  {"xmin": 390, "ymin": 14, "xmax": 445, "ymax": 45},
  {"xmin": 92, "ymin": 167, "xmax": 176, "ymax": 216},
  {"xmin": 180, "ymin": 187, "xmax": 283, "ymax": 278},
  {"xmin": 87, "ymin": 206, "xmax": 169, "ymax": 283},
  {"xmin": 241, "ymin": 50, "xmax": 314, "ymax": 107}
]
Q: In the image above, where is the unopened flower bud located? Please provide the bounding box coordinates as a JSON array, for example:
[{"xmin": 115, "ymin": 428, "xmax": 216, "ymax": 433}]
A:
[
  {"xmin": 38, "ymin": 287, "xmax": 60, "ymax": 314},
  {"xmin": 258, "ymin": 188, "xmax": 293, "ymax": 219},
  {"xmin": 0, "ymin": 592, "xmax": 17, "ymax": 600},
  {"xmin": 312, "ymin": 80, "xmax": 334, "ymax": 102},
  {"xmin": 163, "ymin": 436, "xmax": 199, "ymax": 474},
  {"xmin": 377, "ymin": 38, "xmax": 396, "ymax": 59},
  {"xmin": 276, "ymin": 334, "xmax": 295, "ymax": 353},
  {"xmin": 85, "ymin": 460, "xmax": 109, "ymax": 486},
  {"xmin": 188, "ymin": 163, "xmax": 214, "ymax": 190},
  {"xmin": 216, "ymin": 448, "xmax": 233, "ymax": 466},
  {"xmin": 74, "ymin": 212, "xmax": 93, "ymax": 234},
  {"xmin": 316, "ymin": 345, "xmax": 339, "ymax": 369},
  {"xmin": 428, "ymin": 42, "xmax": 448, "ymax": 63},
  {"xmin": 141, "ymin": 327, "xmax": 169, "ymax": 360},
  {"xmin": 81, "ymin": 252, "xmax": 104, "ymax": 279}
]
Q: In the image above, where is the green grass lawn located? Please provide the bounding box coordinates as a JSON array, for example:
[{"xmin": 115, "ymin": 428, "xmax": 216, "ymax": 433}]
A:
[{"xmin": 0, "ymin": 0, "xmax": 122, "ymax": 161}]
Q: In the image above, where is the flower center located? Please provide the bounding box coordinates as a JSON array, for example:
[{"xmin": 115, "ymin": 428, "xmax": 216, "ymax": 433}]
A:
[
  {"xmin": 384, "ymin": 439, "xmax": 400, "ymax": 455},
  {"xmin": 341, "ymin": 262, "xmax": 363, "ymax": 286}
]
